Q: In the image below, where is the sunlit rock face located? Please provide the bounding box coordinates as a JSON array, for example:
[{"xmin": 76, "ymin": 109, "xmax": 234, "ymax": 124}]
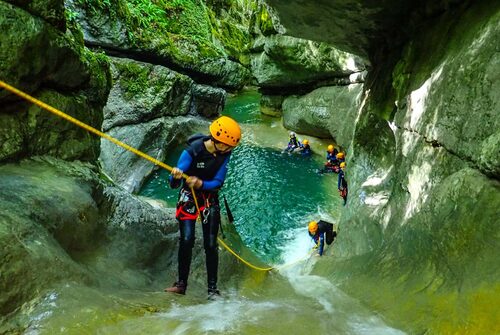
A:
[
  {"xmin": 250, "ymin": 34, "xmax": 366, "ymax": 88},
  {"xmin": 249, "ymin": 6, "xmax": 369, "ymax": 143},
  {"xmin": 282, "ymin": 84, "xmax": 363, "ymax": 145},
  {"xmin": 266, "ymin": 0, "xmax": 500, "ymax": 332}
]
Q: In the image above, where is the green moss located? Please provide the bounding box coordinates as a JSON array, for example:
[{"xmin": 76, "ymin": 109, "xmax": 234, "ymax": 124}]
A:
[
  {"xmin": 75, "ymin": 0, "xmax": 254, "ymax": 67},
  {"xmin": 205, "ymin": 1, "xmax": 253, "ymax": 64},
  {"xmin": 258, "ymin": 4, "xmax": 275, "ymax": 36},
  {"xmin": 65, "ymin": 8, "xmax": 85, "ymax": 46},
  {"xmin": 123, "ymin": 0, "xmax": 223, "ymax": 64},
  {"xmin": 213, "ymin": 19, "xmax": 250, "ymax": 62},
  {"xmin": 114, "ymin": 61, "xmax": 149, "ymax": 99}
]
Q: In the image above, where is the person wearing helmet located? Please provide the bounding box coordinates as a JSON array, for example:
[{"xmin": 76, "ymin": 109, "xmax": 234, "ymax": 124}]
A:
[
  {"xmin": 338, "ymin": 162, "xmax": 348, "ymax": 206},
  {"xmin": 322, "ymin": 144, "xmax": 339, "ymax": 173},
  {"xmin": 285, "ymin": 131, "xmax": 301, "ymax": 152},
  {"xmin": 326, "ymin": 145, "xmax": 339, "ymax": 163},
  {"xmin": 336, "ymin": 152, "xmax": 345, "ymax": 164},
  {"xmin": 165, "ymin": 116, "xmax": 241, "ymax": 299},
  {"xmin": 308, "ymin": 220, "xmax": 337, "ymax": 256},
  {"xmin": 299, "ymin": 139, "xmax": 312, "ymax": 157}
]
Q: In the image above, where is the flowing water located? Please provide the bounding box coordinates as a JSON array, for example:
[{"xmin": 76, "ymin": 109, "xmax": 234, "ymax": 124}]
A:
[{"xmin": 24, "ymin": 90, "xmax": 405, "ymax": 334}]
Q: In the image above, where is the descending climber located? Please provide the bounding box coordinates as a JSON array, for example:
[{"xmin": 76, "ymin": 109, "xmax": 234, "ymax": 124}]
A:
[
  {"xmin": 308, "ymin": 220, "xmax": 337, "ymax": 256},
  {"xmin": 165, "ymin": 116, "xmax": 241, "ymax": 299}
]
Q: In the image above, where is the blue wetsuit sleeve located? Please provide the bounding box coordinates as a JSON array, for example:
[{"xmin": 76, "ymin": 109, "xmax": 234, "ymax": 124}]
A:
[
  {"xmin": 337, "ymin": 171, "xmax": 343, "ymax": 190},
  {"xmin": 201, "ymin": 156, "xmax": 230, "ymax": 190},
  {"xmin": 169, "ymin": 150, "xmax": 193, "ymax": 189},
  {"xmin": 318, "ymin": 234, "xmax": 325, "ymax": 255}
]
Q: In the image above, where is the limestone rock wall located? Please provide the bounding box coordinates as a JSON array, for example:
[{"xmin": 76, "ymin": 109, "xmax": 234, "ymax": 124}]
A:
[
  {"xmin": 0, "ymin": 1, "xmax": 111, "ymax": 163},
  {"xmin": 282, "ymin": 84, "xmax": 363, "ymax": 146},
  {"xmin": 64, "ymin": 0, "xmax": 254, "ymax": 90},
  {"xmin": 0, "ymin": 157, "xmax": 178, "ymax": 329},
  {"xmin": 267, "ymin": 0, "xmax": 500, "ymax": 332}
]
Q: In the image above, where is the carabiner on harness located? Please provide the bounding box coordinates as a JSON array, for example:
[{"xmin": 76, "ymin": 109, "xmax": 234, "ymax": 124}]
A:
[{"xmin": 202, "ymin": 207, "xmax": 210, "ymax": 224}]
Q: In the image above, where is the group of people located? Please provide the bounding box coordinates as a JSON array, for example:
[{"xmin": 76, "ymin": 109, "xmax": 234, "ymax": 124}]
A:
[
  {"xmin": 324, "ymin": 145, "xmax": 348, "ymax": 206},
  {"xmin": 284, "ymin": 131, "xmax": 312, "ymax": 157},
  {"xmin": 165, "ymin": 117, "xmax": 344, "ymax": 299},
  {"xmin": 285, "ymin": 132, "xmax": 348, "ymax": 206}
]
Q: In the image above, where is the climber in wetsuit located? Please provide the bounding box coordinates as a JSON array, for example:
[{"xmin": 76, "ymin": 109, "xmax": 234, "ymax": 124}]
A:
[
  {"xmin": 308, "ymin": 220, "xmax": 337, "ymax": 256},
  {"xmin": 165, "ymin": 116, "xmax": 241, "ymax": 299},
  {"xmin": 322, "ymin": 144, "xmax": 339, "ymax": 173},
  {"xmin": 338, "ymin": 162, "xmax": 348, "ymax": 206}
]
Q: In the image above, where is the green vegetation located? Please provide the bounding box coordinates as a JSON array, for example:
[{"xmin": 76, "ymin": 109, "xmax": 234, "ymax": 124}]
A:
[
  {"xmin": 113, "ymin": 60, "xmax": 150, "ymax": 99},
  {"xmin": 258, "ymin": 3, "xmax": 275, "ymax": 36},
  {"xmin": 65, "ymin": 8, "xmax": 85, "ymax": 45},
  {"xmin": 72, "ymin": 0, "xmax": 253, "ymax": 66}
]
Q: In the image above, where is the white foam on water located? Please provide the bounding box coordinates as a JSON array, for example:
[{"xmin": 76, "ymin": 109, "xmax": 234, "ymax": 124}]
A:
[
  {"xmin": 155, "ymin": 293, "xmax": 278, "ymax": 334},
  {"xmin": 276, "ymin": 226, "xmax": 406, "ymax": 335}
]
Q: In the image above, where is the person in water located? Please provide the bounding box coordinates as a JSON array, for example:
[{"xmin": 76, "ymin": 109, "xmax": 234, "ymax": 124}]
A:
[
  {"xmin": 322, "ymin": 144, "xmax": 339, "ymax": 173},
  {"xmin": 308, "ymin": 220, "xmax": 337, "ymax": 256},
  {"xmin": 165, "ymin": 116, "xmax": 241, "ymax": 299},
  {"xmin": 299, "ymin": 139, "xmax": 312, "ymax": 157},
  {"xmin": 338, "ymin": 162, "xmax": 348, "ymax": 206},
  {"xmin": 285, "ymin": 131, "xmax": 301, "ymax": 152}
]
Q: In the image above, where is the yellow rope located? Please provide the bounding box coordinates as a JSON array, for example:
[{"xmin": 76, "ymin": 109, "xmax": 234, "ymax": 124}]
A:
[
  {"xmin": 217, "ymin": 238, "xmax": 274, "ymax": 272},
  {"xmin": 0, "ymin": 79, "xmax": 322, "ymax": 273}
]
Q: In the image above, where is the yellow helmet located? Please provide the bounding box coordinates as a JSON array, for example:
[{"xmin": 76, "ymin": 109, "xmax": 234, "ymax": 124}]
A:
[
  {"xmin": 336, "ymin": 152, "xmax": 345, "ymax": 159},
  {"xmin": 340, "ymin": 162, "xmax": 346, "ymax": 168},
  {"xmin": 303, "ymin": 139, "xmax": 309, "ymax": 145},
  {"xmin": 209, "ymin": 116, "xmax": 241, "ymax": 146},
  {"xmin": 308, "ymin": 221, "xmax": 318, "ymax": 234},
  {"xmin": 327, "ymin": 145, "xmax": 334, "ymax": 152}
]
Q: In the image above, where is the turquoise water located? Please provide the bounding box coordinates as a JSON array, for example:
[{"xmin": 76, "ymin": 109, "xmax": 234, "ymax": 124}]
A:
[{"xmin": 140, "ymin": 90, "xmax": 341, "ymax": 264}]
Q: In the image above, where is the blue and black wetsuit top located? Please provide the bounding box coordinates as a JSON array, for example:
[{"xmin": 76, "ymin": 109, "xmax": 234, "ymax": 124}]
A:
[
  {"xmin": 301, "ymin": 144, "xmax": 312, "ymax": 156},
  {"xmin": 169, "ymin": 134, "xmax": 231, "ymax": 192},
  {"xmin": 309, "ymin": 221, "xmax": 332, "ymax": 256},
  {"xmin": 326, "ymin": 149, "xmax": 339, "ymax": 163}
]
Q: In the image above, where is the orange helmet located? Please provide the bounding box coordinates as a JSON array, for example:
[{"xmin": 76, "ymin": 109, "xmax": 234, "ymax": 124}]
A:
[
  {"xmin": 209, "ymin": 116, "xmax": 241, "ymax": 146},
  {"xmin": 308, "ymin": 221, "xmax": 318, "ymax": 234},
  {"xmin": 336, "ymin": 152, "xmax": 345, "ymax": 159},
  {"xmin": 327, "ymin": 145, "xmax": 334, "ymax": 152},
  {"xmin": 303, "ymin": 139, "xmax": 309, "ymax": 145}
]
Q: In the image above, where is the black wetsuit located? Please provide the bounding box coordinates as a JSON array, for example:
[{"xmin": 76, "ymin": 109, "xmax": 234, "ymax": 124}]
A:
[
  {"xmin": 338, "ymin": 169, "xmax": 348, "ymax": 205},
  {"xmin": 169, "ymin": 134, "xmax": 231, "ymax": 291},
  {"xmin": 308, "ymin": 220, "xmax": 336, "ymax": 255}
]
